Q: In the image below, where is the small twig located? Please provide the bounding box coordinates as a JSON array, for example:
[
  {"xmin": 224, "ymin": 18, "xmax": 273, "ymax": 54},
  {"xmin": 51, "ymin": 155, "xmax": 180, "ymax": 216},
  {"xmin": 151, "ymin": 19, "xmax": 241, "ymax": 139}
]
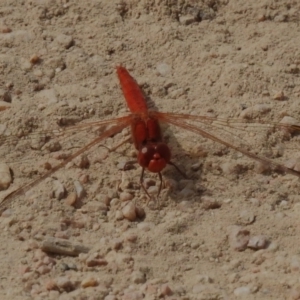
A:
[{"xmin": 41, "ymin": 237, "xmax": 90, "ymax": 256}]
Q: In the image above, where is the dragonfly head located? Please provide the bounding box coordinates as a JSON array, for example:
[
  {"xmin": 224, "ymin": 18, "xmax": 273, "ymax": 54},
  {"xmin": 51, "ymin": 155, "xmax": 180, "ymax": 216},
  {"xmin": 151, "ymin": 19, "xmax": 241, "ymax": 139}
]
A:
[{"xmin": 138, "ymin": 143, "xmax": 171, "ymax": 173}]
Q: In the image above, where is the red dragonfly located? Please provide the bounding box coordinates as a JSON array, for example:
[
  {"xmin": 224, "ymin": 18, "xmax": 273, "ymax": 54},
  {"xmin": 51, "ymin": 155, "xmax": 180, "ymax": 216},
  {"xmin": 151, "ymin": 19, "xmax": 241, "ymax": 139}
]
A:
[{"xmin": 1, "ymin": 66, "xmax": 300, "ymax": 208}]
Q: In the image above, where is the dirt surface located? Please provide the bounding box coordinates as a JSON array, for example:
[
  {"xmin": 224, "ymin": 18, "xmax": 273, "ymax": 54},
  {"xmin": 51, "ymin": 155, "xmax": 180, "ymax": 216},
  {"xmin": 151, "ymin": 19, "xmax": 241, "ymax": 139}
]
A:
[{"xmin": 1, "ymin": 0, "xmax": 300, "ymax": 299}]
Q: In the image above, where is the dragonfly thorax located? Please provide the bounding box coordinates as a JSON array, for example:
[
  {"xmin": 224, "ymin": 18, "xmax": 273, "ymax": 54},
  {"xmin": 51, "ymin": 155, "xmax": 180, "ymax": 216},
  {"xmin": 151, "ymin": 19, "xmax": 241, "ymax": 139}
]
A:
[{"xmin": 138, "ymin": 143, "xmax": 171, "ymax": 173}]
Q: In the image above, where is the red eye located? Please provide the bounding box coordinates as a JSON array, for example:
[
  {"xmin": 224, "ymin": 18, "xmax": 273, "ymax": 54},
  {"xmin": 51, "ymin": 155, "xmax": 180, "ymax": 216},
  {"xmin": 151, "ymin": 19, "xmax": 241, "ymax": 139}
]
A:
[{"xmin": 138, "ymin": 146, "xmax": 155, "ymax": 168}]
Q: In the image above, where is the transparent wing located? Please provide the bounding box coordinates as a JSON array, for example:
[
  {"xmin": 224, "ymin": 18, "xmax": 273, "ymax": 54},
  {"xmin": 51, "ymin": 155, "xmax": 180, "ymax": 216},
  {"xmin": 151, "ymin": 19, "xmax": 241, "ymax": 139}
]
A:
[
  {"xmin": 153, "ymin": 111, "xmax": 300, "ymax": 177},
  {"xmin": 0, "ymin": 115, "xmax": 133, "ymax": 210}
]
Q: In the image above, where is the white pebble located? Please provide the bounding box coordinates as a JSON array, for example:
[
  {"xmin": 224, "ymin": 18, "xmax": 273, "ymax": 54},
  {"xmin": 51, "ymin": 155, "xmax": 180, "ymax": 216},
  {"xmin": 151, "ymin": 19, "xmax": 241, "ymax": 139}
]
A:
[
  {"xmin": 74, "ymin": 180, "xmax": 85, "ymax": 200},
  {"xmin": 53, "ymin": 180, "xmax": 66, "ymax": 200},
  {"xmin": 35, "ymin": 89, "xmax": 58, "ymax": 105},
  {"xmin": 148, "ymin": 185, "xmax": 159, "ymax": 195},
  {"xmin": 137, "ymin": 222, "xmax": 155, "ymax": 231},
  {"xmin": 234, "ymin": 286, "xmax": 252, "ymax": 296},
  {"xmin": 156, "ymin": 63, "xmax": 171, "ymax": 76}
]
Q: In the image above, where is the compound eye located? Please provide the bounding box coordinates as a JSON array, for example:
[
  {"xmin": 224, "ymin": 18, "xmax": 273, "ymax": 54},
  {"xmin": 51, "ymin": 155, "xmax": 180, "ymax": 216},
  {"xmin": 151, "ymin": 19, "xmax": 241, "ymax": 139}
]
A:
[{"xmin": 138, "ymin": 145, "xmax": 155, "ymax": 168}]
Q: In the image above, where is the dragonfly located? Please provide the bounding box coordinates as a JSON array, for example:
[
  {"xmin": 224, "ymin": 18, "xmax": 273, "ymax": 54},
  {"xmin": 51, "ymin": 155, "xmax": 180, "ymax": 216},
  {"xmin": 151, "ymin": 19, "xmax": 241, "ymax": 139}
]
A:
[{"xmin": 1, "ymin": 66, "xmax": 300, "ymax": 209}]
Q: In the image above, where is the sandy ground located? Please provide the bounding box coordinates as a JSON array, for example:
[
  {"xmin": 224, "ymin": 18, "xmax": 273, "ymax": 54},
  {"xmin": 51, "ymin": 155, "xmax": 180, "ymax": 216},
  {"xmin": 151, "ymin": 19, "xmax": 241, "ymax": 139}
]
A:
[{"xmin": 1, "ymin": 0, "xmax": 300, "ymax": 299}]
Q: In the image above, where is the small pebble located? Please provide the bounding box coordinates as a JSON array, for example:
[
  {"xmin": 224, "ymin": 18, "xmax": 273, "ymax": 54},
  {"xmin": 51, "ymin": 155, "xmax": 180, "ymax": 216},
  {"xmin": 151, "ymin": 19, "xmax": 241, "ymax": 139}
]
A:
[
  {"xmin": 239, "ymin": 210, "xmax": 255, "ymax": 225},
  {"xmin": 37, "ymin": 265, "xmax": 51, "ymax": 275},
  {"xmin": 43, "ymin": 256, "xmax": 56, "ymax": 266},
  {"xmin": 53, "ymin": 180, "xmax": 66, "ymax": 200},
  {"xmin": 234, "ymin": 286, "xmax": 252, "ymax": 296},
  {"xmin": 115, "ymin": 210, "xmax": 124, "ymax": 220},
  {"xmin": 86, "ymin": 257, "xmax": 108, "ymax": 267},
  {"xmin": 196, "ymin": 274, "xmax": 213, "ymax": 283},
  {"xmin": 291, "ymin": 256, "xmax": 300, "ymax": 272},
  {"xmin": 111, "ymin": 238, "xmax": 123, "ymax": 250},
  {"xmin": 148, "ymin": 185, "xmax": 159, "ymax": 195},
  {"xmin": 273, "ymin": 90, "xmax": 285, "ymax": 100},
  {"xmin": 160, "ymin": 284, "xmax": 173, "ymax": 296},
  {"xmin": 122, "ymin": 202, "xmax": 137, "ymax": 221},
  {"xmin": 20, "ymin": 58, "xmax": 32, "ymax": 71},
  {"xmin": 56, "ymin": 277, "xmax": 74, "ymax": 291},
  {"xmin": 33, "ymin": 249, "xmax": 47, "ymax": 261},
  {"xmin": 179, "ymin": 15, "xmax": 196, "ymax": 25},
  {"xmin": 247, "ymin": 235, "xmax": 268, "ymax": 250},
  {"xmin": 144, "ymin": 178, "xmax": 156, "ymax": 188},
  {"xmin": 131, "ymin": 270, "xmax": 146, "ymax": 284},
  {"xmin": 156, "ymin": 63, "xmax": 171, "ymax": 76},
  {"xmin": 228, "ymin": 225, "xmax": 250, "ymax": 251},
  {"xmin": 0, "ymin": 25, "xmax": 12, "ymax": 33},
  {"xmin": 137, "ymin": 222, "xmax": 155, "ymax": 231},
  {"xmin": 18, "ymin": 265, "xmax": 30, "ymax": 275},
  {"xmin": 30, "ymin": 54, "xmax": 40, "ymax": 64},
  {"xmin": 0, "ymin": 100, "xmax": 11, "ymax": 111},
  {"xmin": 279, "ymin": 116, "xmax": 300, "ymax": 134},
  {"xmin": 202, "ymin": 197, "xmax": 221, "ymax": 210},
  {"xmin": 45, "ymin": 279, "xmax": 57, "ymax": 291},
  {"xmin": 179, "ymin": 187, "xmax": 194, "ymax": 198},
  {"xmin": 65, "ymin": 192, "xmax": 77, "ymax": 206},
  {"xmin": 74, "ymin": 180, "xmax": 85, "ymax": 200},
  {"xmin": 177, "ymin": 201, "xmax": 193, "ymax": 212},
  {"xmin": 81, "ymin": 277, "xmax": 98, "ymax": 288},
  {"xmin": 55, "ymin": 33, "xmax": 74, "ymax": 49},
  {"xmin": 0, "ymin": 89, "xmax": 12, "ymax": 103},
  {"xmin": 119, "ymin": 192, "xmax": 134, "ymax": 202},
  {"xmin": 240, "ymin": 104, "xmax": 271, "ymax": 119},
  {"xmin": 110, "ymin": 198, "xmax": 120, "ymax": 206},
  {"xmin": 135, "ymin": 206, "xmax": 145, "ymax": 219},
  {"xmin": 125, "ymin": 234, "xmax": 138, "ymax": 243},
  {"xmin": 0, "ymin": 163, "xmax": 12, "ymax": 190},
  {"xmin": 122, "ymin": 291, "xmax": 144, "ymax": 300},
  {"xmin": 1, "ymin": 209, "xmax": 13, "ymax": 217},
  {"xmin": 97, "ymin": 194, "xmax": 111, "ymax": 206},
  {"xmin": 75, "ymin": 154, "xmax": 90, "ymax": 168},
  {"xmin": 191, "ymin": 163, "xmax": 201, "ymax": 171}
]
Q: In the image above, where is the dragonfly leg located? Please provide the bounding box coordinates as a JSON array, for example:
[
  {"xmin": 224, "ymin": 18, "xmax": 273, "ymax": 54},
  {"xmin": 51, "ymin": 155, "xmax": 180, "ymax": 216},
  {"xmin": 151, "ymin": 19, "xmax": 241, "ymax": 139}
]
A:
[
  {"xmin": 157, "ymin": 172, "xmax": 163, "ymax": 198},
  {"xmin": 139, "ymin": 169, "xmax": 163, "ymax": 207},
  {"xmin": 139, "ymin": 167, "xmax": 154, "ymax": 205},
  {"xmin": 168, "ymin": 161, "xmax": 187, "ymax": 178}
]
